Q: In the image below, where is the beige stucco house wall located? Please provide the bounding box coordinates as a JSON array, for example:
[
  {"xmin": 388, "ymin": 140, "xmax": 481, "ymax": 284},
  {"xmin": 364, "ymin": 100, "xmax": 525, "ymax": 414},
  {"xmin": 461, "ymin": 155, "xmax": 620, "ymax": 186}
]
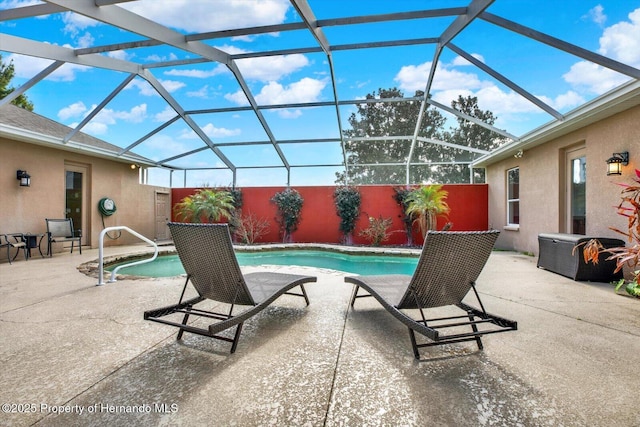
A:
[
  {"xmin": 0, "ymin": 105, "xmax": 170, "ymax": 256},
  {"xmin": 475, "ymin": 81, "xmax": 640, "ymax": 255}
]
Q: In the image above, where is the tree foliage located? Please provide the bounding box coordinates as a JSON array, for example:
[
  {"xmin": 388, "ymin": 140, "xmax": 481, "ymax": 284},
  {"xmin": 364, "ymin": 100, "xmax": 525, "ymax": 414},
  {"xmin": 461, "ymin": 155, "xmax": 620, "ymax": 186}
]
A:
[
  {"xmin": 405, "ymin": 184, "xmax": 450, "ymax": 237},
  {"xmin": 333, "ymin": 186, "xmax": 361, "ymax": 243},
  {"xmin": 173, "ymin": 189, "xmax": 235, "ymax": 223},
  {"xmin": 336, "ymin": 88, "xmax": 507, "ymax": 185},
  {"xmin": 0, "ymin": 54, "xmax": 34, "ymax": 111},
  {"xmin": 271, "ymin": 188, "xmax": 304, "ymax": 243}
]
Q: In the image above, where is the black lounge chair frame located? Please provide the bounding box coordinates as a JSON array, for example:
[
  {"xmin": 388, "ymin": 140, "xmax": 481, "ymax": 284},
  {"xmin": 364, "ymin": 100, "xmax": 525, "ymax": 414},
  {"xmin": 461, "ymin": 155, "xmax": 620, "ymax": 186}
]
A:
[
  {"xmin": 346, "ymin": 230, "xmax": 517, "ymax": 359},
  {"xmin": 144, "ymin": 223, "xmax": 316, "ymax": 353}
]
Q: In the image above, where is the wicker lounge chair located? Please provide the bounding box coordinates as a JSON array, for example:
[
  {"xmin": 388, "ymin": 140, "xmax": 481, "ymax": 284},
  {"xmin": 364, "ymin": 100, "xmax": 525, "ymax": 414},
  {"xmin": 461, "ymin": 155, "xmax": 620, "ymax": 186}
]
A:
[
  {"xmin": 346, "ymin": 230, "xmax": 517, "ymax": 359},
  {"xmin": 144, "ymin": 222, "xmax": 316, "ymax": 353}
]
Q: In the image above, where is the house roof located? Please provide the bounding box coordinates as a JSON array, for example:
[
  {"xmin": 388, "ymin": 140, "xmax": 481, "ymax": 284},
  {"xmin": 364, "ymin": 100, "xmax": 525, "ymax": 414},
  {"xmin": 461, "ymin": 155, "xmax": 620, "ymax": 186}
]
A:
[
  {"xmin": 471, "ymin": 79, "xmax": 640, "ymax": 167},
  {"xmin": 0, "ymin": 103, "xmax": 156, "ymax": 166}
]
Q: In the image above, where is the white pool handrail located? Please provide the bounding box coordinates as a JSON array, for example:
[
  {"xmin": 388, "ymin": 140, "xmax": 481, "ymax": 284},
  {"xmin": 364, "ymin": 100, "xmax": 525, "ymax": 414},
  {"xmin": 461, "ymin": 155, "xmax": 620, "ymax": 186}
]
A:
[{"xmin": 97, "ymin": 226, "xmax": 159, "ymax": 286}]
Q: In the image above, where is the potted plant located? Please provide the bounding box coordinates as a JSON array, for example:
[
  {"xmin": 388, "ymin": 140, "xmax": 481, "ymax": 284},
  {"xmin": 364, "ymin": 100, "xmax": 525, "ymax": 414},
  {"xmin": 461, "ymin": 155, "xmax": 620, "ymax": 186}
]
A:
[
  {"xmin": 334, "ymin": 186, "xmax": 361, "ymax": 245},
  {"xmin": 584, "ymin": 169, "xmax": 640, "ymax": 297},
  {"xmin": 271, "ymin": 188, "xmax": 304, "ymax": 243},
  {"xmin": 173, "ymin": 188, "xmax": 235, "ymax": 223},
  {"xmin": 405, "ymin": 184, "xmax": 450, "ymax": 238}
]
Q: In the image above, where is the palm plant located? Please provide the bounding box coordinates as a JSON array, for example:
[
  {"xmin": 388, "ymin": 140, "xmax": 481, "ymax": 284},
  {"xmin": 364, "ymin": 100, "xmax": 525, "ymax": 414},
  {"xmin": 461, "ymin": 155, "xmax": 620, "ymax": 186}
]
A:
[
  {"xmin": 405, "ymin": 184, "xmax": 450, "ymax": 238},
  {"xmin": 174, "ymin": 189, "xmax": 235, "ymax": 223}
]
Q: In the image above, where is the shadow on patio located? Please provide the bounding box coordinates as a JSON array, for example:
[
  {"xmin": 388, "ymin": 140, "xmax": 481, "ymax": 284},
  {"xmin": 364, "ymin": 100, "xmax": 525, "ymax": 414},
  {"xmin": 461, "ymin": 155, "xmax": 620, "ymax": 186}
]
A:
[{"xmin": 1, "ymin": 246, "xmax": 639, "ymax": 426}]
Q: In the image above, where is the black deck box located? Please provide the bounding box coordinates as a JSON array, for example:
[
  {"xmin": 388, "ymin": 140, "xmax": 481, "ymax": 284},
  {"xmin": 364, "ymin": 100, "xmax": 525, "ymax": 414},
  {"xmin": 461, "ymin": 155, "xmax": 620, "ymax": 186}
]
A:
[{"xmin": 537, "ymin": 233, "xmax": 625, "ymax": 282}]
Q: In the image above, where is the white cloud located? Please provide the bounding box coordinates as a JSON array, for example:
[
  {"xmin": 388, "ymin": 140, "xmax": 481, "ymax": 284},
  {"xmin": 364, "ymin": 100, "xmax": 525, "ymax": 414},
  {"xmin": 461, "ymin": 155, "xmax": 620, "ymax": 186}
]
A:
[
  {"xmin": 225, "ymin": 90, "xmax": 249, "ymax": 105},
  {"xmin": 585, "ymin": 5, "xmax": 607, "ymax": 26},
  {"xmin": 164, "ymin": 65, "xmax": 228, "ymax": 78},
  {"xmin": 98, "ymin": 104, "xmax": 148, "ymax": 124},
  {"xmin": 277, "ymin": 109, "xmax": 302, "ymax": 119},
  {"xmin": 78, "ymin": 121, "xmax": 108, "ymax": 135},
  {"xmin": 598, "ymin": 8, "xmax": 640, "ymax": 65},
  {"xmin": 451, "ymin": 53, "xmax": 485, "ymax": 66},
  {"xmin": 160, "ymin": 79, "xmax": 186, "ymax": 93},
  {"xmin": 564, "ymin": 7, "xmax": 640, "ymax": 93},
  {"xmin": 563, "ymin": 61, "xmax": 629, "ymax": 94},
  {"xmin": 187, "ymin": 85, "xmax": 210, "ymax": 98},
  {"xmin": 122, "ymin": 0, "xmax": 290, "ymax": 33},
  {"xmin": 202, "ymin": 123, "xmax": 241, "ymax": 138},
  {"xmin": 145, "ymin": 53, "xmax": 178, "ymax": 63},
  {"xmin": 168, "ymin": 47, "xmax": 309, "ymax": 82},
  {"xmin": 154, "ymin": 106, "xmax": 177, "ymax": 122},
  {"xmin": 58, "ymin": 101, "xmax": 87, "ymax": 120},
  {"xmin": 126, "ymin": 79, "xmax": 185, "ymax": 96},
  {"xmin": 254, "ymin": 78, "xmax": 327, "ymax": 105},
  {"xmin": 395, "ymin": 61, "xmax": 485, "ymax": 93},
  {"xmin": 215, "ymin": 44, "xmax": 249, "ymax": 55},
  {"xmin": 126, "ymin": 80, "xmax": 156, "ymax": 96},
  {"xmin": 178, "ymin": 123, "xmax": 241, "ymax": 139},
  {"xmin": 76, "ymin": 32, "xmax": 95, "ymax": 49},
  {"xmin": 545, "ymin": 90, "xmax": 585, "ymax": 110},
  {"xmin": 6, "ymin": 52, "xmax": 89, "ymax": 82},
  {"xmin": 235, "ymin": 54, "xmax": 310, "ymax": 82},
  {"xmin": 61, "ymin": 11, "xmax": 100, "ymax": 36},
  {"xmin": 107, "ymin": 50, "xmax": 133, "ymax": 61},
  {"xmin": 143, "ymin": 134, "xmax": 191, "ymax": 161},
  {"xmin": 73, "ymin": 104, "xmax": 148, "ymax": 136},
  {"xmin": 0, "ymin": 1, "xmax": 42, "ymax": 7}
]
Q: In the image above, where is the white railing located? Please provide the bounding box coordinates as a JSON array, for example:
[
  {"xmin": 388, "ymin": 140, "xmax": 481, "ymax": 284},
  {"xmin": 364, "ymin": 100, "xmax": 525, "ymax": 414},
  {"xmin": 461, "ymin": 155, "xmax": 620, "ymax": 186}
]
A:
[{"xmin": 97, "ymin": 226, "xmax": 158, "ymax": 286}]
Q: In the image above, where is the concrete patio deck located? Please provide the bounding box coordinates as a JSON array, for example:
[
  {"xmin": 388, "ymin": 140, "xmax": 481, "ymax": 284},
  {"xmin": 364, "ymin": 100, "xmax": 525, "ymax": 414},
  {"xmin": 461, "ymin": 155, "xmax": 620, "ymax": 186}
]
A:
[{"xmin": 1, "ymin": 245, "xmax": 639, "ymax": 426}]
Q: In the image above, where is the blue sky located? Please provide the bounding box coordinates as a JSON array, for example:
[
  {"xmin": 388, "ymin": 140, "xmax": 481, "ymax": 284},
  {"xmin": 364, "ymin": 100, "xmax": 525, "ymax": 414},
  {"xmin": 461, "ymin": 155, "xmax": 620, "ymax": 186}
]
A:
[{"xmin": 1, "ymin": 0, "xmax": 639, "ymax": 187}]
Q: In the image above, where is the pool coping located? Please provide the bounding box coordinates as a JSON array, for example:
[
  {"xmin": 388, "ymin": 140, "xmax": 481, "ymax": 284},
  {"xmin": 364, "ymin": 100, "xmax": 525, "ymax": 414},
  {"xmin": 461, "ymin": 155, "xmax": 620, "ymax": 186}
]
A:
[{"xmin": 79, "ymin": 243, "xmax": 423, "ymax": 280}]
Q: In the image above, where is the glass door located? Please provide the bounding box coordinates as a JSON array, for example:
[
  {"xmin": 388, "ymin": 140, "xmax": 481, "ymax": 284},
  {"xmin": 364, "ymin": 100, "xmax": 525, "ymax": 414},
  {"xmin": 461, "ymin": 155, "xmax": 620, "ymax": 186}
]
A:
[
  {"xmin": 65, "ymin": 163, "xmax": 89, "ymax": 245},
  {"xmin": 566, "ymin": 147, "xmax": 586, "ymax": 235}
]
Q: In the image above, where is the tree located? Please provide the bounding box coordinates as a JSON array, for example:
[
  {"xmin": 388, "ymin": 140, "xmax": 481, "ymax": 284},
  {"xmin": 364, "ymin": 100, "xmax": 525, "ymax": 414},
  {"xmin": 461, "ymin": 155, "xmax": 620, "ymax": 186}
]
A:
[
  {"xmin": 336, "ymin": 89, "xmax": 507, "ymax": 185},
  {"xmin": 173, "ymin": 189, "xmax": 235, "ymax": 223},
  {"xmin": 405, "ymin": 184, "xmax": 450, "ymax": 237},
  {"xmin": 0, "ymin": 54, "xmax": 34, "ymax": 111},
  {"xmin": 427, "ymin": 95, "xmax": 509, "ymax": 183},
  {"xmin": 393, "ymin": 187, "xmax": 414, "ymax": 245},
  {"xmin": 333, "ymin": 186, "xmax": 361, "ymax": 244},
  {"xmin": 335, "ymin": 87, "xmax": 445, "ymax": 185},
  {"xmin": 271, "ymin": 188, "xmax": 304, "ymax": 243}
]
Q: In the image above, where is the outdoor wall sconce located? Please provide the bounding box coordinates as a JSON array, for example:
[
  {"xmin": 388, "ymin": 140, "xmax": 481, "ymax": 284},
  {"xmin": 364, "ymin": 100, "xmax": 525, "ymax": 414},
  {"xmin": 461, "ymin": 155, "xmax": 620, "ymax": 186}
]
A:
[
  {"xmin": 16, "ymin": 170, "xmax": 31, "ymax": 187},
  {"xmin": 606, "ymin": 151, "xmax": 629, "ymax": 176}
]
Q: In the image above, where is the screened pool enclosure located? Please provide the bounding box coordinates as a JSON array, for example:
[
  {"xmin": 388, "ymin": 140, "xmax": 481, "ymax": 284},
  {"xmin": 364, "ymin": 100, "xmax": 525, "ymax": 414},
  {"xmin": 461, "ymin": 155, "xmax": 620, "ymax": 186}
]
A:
[{"xmin": 1, "ymin": 0, "xmax": 638, "ymax": 187}]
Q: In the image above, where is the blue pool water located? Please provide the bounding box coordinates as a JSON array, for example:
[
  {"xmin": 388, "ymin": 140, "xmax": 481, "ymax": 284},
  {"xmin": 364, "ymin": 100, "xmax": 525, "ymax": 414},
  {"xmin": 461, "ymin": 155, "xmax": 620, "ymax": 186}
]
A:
[{"xmin": 107, "ymin": 249, "xmax": 419, "ymax": 277}]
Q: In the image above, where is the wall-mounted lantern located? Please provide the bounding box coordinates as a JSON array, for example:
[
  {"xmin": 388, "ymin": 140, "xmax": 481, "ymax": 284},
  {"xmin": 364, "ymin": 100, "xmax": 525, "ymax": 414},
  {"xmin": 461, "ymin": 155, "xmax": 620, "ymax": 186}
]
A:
[
  {"xmin": 606, "ymin": 151, "xmax": 629, "ymax": 176},
  {"xmin": 16, "ymin": 170, "xmax": 31, "ymax": 187}
]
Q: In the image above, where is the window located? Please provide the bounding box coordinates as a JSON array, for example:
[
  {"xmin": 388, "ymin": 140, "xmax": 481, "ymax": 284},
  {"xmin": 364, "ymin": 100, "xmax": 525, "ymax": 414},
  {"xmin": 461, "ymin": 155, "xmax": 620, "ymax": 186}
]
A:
[{"xmin": 507, "ymin": 167, "xmax": 520, "ymax": 226}]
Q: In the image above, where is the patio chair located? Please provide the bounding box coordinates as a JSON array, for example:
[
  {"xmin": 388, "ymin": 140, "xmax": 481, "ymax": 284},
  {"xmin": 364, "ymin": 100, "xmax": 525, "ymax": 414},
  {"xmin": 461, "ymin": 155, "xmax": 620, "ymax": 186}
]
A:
[
  {"xmin": 45, "ymin": 218, "xmax": 82, "ymax": 256},
  {"xmin": 144, "ymin": 222, "xmax": 317, "ymax": 353},
  {"xmin": 346, "ymin": 230, "xmax": 517, "ymax": 359},
  {"xmin": 1, "ymin": 233, "xmax": 27, "ymax": 264}
]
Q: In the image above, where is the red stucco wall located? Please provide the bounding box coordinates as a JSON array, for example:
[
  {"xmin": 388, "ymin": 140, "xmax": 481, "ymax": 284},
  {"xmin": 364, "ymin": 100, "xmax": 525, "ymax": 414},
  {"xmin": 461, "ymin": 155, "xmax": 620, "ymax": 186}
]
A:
[{"xmin": 171, "ymin": 184, "xmax": 488, "ymax": 245}]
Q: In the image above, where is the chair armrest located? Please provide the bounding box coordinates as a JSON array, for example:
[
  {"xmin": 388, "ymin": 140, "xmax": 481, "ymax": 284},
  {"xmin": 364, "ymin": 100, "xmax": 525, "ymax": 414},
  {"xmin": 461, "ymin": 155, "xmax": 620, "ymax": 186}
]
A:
[{"xmin": 7, "ymin": 233, "xmax": 24, "ymax": 242}]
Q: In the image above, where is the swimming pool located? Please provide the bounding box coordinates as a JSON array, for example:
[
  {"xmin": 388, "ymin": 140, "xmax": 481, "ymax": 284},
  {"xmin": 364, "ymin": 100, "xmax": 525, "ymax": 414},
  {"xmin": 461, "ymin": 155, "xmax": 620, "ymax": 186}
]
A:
[{"xmin": 106, "ymin": 249, "xmax": 419, "ymax": 277}]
